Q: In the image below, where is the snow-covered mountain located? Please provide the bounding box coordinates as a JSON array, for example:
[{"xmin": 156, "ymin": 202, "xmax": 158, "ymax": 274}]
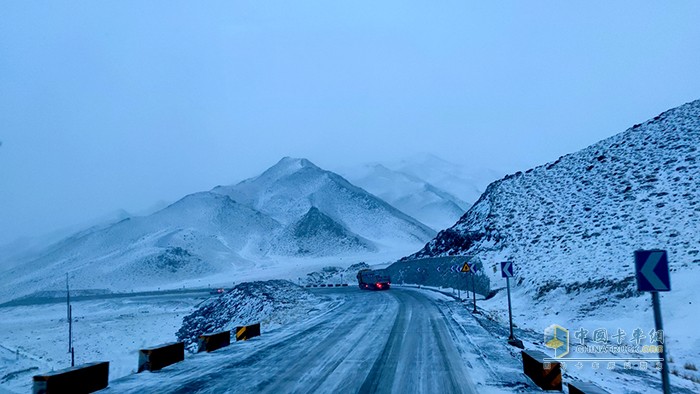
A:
[
  {"xmin": 342, "ymin": 155, "xmax": 501, "ymax": 231},
  {"xmin": 0, "ymin": 202, "xmax": 171, "ymax": 271},
  {"xmin": 1, "ymin": 158, "xmax": 434, "ymax": 301},
  {"xmin": 402, "ymin": 99, "xmax": 700, "ymax": 328},
  {"xmin": 345, "ymin": 163, "xmax": 468, "ymax": 231},
  {"xmin": 392, "ymin": 153, "xmax": 501, "ymax": 204},
  {"xmin": 212, "ymin": 157, "xmax": 435, "ymax": 249},
  {"xmin": 1, "ymin": 192, "xmax": 277, "ymax": 296}
]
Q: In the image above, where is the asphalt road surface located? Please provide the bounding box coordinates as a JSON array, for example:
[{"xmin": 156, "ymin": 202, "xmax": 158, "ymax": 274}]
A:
[{"xmin": 105, "ymin": 287, "xmax": 479, "ymax": 394}]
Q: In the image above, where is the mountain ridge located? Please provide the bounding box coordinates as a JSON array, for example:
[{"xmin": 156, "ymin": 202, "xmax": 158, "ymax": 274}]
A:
[
  {"xmin": 0, "ymin": 157, "xmax": 435, "ymax": 301},
  {"xmin": 342, "ymin": 159, "xmax": 481, "ymax": 231}
]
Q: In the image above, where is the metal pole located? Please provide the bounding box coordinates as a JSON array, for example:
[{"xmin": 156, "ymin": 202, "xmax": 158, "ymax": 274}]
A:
[
  {"xmin": 68, "ymin": 305, "xmax": 72, "ymax": 357},
  {"xmin": 507, "ymin": 277, "xmax": 514, "ymax": 340},
  {"xmin": 67, "ymin": 273, "xmax": 72, "ymax": 354},
  {"xmin": 471, "ymin": 273, "xmax": 477, "ymax": 313},
  {"xmin": 652, "ymin": 292, "xmax": 670, "ymax": 394},
  {"xmin": 71, "ymin": 347, "xmax": 75, "ymax": 367},
  {"xmin": 66, "ymin": 274, "xmax": 70, "ymax": 320}
]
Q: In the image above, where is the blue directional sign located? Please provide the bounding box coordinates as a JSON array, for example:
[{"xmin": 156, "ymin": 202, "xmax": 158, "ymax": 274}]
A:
[
  {"xmin": 501, "ymin": 262, "xmax": 514, "ymax": 278},
  {"xmin": 635, "ymin": 250, "xmax": 670, "ymax": 292}
]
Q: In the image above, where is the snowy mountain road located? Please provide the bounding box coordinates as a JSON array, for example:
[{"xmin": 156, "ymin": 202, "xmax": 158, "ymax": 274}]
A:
[{"xmin": 105, "ymin": 287, "xmax": 488, "ymax": 394}]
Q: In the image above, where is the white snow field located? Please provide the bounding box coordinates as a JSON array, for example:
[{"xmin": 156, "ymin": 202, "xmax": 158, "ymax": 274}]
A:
[{"xmin": 0, "ymin": 291, "xmax": 206, "ymax": 393}]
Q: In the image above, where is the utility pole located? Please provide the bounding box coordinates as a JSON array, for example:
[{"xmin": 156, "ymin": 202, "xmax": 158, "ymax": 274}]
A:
[
  {"xmin": 67, "ymin": 274, "xmax": 74, "ymax": 367},
  {"xmin": 66, "ymin": 274, "xmax": 71, "ymax": 352}
]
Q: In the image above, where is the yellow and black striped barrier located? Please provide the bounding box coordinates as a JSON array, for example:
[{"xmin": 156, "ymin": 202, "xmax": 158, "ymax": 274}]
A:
[{"xmin": 235, "ymin": 323, "xmax": 261, "ymax": 341}]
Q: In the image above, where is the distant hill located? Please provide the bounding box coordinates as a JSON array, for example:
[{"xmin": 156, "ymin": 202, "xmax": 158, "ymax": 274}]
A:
[
  {"xmin": 343, "ymin": 154, "xmax": 501, "ymax": 231},
  {"xmin": 1, "ymin": 158, "xmax": 434, "ymax": 301}
]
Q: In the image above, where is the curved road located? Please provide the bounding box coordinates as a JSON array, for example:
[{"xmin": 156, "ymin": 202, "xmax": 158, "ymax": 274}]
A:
[{"xmin": 106, "ymin": 287, "xmax": 479, "ymax": 394}]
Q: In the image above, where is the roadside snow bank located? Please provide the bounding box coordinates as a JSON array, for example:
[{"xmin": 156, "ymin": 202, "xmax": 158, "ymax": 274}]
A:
[{"xmin": 176, "ymin": 280, "xmax": 323, "ymax": 352}]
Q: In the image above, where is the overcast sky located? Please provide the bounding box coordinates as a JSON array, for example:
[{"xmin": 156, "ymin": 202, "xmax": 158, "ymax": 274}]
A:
[{"xmin": 1, "ymin": 1, "xmax": 699, "ymax": 246}]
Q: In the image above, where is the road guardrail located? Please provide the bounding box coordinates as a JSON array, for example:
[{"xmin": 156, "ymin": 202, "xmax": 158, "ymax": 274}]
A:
[
  {"xmin": 32, "ymin": 361, "xmax": 108, "ymax": 394},
  {"xmin": 138, "ymin": 342, "xmax": 185, "ymax": 372}
]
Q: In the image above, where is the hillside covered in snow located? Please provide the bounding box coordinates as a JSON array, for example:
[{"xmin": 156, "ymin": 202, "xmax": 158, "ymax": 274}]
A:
[
  {"xmin": 407, "ymin": 99, "xmax": 699, "ymax": 297},
  {"xmin": 400, "ymin": 100, "xmax": 700, "ymax": 359},
  {"xmin": 0, "ymin": 158, "xmax": 434, "ymax": 302}
]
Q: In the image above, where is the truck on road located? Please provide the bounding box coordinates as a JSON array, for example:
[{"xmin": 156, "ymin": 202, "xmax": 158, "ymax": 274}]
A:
[{"xmin": 356, "ymin": 269, "xmax": 391, "ymax": 290}]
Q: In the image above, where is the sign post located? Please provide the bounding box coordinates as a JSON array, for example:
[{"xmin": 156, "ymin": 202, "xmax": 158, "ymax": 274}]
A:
[
  {"xmin": 471, "ymin": 271, "xmax": 477, "ymax": 313},
  {"xmin": 635, "ymin": 250, "xmax": 671, "ymax": 394},
  {"xmin": 501, "ymin": 262, "xmax": 523, "ymax": 348},
  {"xmin": 451, "ymin": 265, "xmax": 461, "ymax": 299},
  {"xmin": 461, "ymin": 262, "xmax": 477, "ymax": 312}
]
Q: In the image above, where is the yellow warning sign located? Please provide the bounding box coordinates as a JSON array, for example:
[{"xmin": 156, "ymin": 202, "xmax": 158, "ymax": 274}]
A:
[{"xmin": 461, "ymin": 262, "xmax": 471, "ymax": 273}]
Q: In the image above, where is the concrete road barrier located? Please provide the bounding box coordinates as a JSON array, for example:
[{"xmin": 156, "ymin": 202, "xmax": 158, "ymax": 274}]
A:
[
  {"xmin": 138, "ymin": 342, "xmax": 185, "ymax": 372},
  {"xmin": 33, "ymin": 361, "xmax": 108, "ymax": 394},
  {"xmin": 521, "ymin": 350, "xmax": 562, "ymax": 391},
  {"xmin": 235, "ymin": 323, "xmax": 261, "ymax": 341},
  {"xmin": 568, "ymin": 381, "xmax": 609, "ymax": 394},
  {"xmin": 198, "ymin": 331, "xmax": 231, "ymax": 353}
]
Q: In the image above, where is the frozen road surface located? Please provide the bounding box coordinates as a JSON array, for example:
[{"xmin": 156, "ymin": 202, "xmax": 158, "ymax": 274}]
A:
[{"xmin": 104, "ymin": 286, "xmax": 509, "ymax": 394}]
